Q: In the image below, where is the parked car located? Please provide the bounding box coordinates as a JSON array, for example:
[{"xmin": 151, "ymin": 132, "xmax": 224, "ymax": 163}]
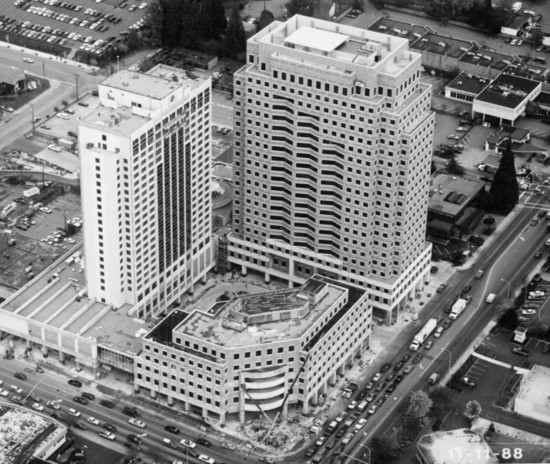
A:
[
  {"xmin": 81, "ymin": 392, "xmax": 95, "ymax": 400},
  {"xmin": 68, "ymin": 379, "xmax": 82, "ymax": 387},
  {"xmin": 103, "ymin": 423, "xmax": 117, "ymax": 432},
  {"xmin": 462, "ymin": 377, "xmax": 476, "ymax": 388},
  {"xmin": 73, "ymin": 396, "xmax": 89, "ymax": 405},
  {"xmin": 381, "ymin": 363, "xmax": 391, "ymax": 372},
  {"xmin": 67, "ymin": 408, "xmax": 81, "ymax": 417},
  {"xmin": 512, "ymin": 347, "xmax": 530, "ymax": 357},
  {"xmin": 14, "ymin": 373, "xmax": 27, "ymax": 380},
  {"xmin": 165, "ymin": 425, "xmax": 180, "ymax": 434},
  {"xmin": 196, "ymin": 438, "xmax": 212, "ymax": 447},
  {"xmin": 424, "ymin": 340, "xmax": 433, "ymax": 350},
  {"xmin": 128, "ymin": 418, "xmax": 146, "ymax": 428}
]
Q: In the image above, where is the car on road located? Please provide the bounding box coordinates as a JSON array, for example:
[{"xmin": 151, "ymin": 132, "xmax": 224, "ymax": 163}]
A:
[
  {"xmin": 335, "ymin": 411, "xmax": 347, "ymax": 423},
  {"xmin": 366, "ymin": 393, "xmax": 375, "ymax": 402},
  {"xmin": 10, "ymin": 385, "xmax": 23, "ymax": 394},
  {"xmin": 364, "ymin": 381, "xmax": 373, "ymax": 390},
  {"xmin": 355, "ymin": 418, "xmax": 367, "ymax": 431},
  {"xmin": 103, "ymin": 423, "xmax": 117, "ymax": 432},
  {"xmin": 542, "ymin": 345, "xmax": 550, "ymax": 354},
  {"xmin": 400, "ymin": 353, "xmax": 411, "ymax": 363},
  {"xmin": 395, "ymin": 374, "xmax": 404, "ymax": 384},
  {"xmin": 512, "ymin": 347, "xmax": 530, "ymax": 357},
  {"xmin": 31, "ymin": 403, "xmax": 44, "ymax": 411},
  {"xmin": 305, "ymin": 448, "xmax": 316, "ymax": 457},
  {"xmin": 343, "ymin": 413, "xmax": 358, "ymax": 427},
  {"xmin": 462, "ymin": 285, "xmax": 472, "ymax": 294},
  {"xmin": 66, "ymin": 109, "xmax": 75, "ymax": 114},
  {"xmin": 73, "ymin": 396, "xmax": 89, "ymax": 405},
  {"xmin": 259, "ymin": 458, "xmax": 274, "ymax": 464},
  {"xmin": 315, "ymin": 436, "xmax": 326, "ymax": 447},
  {"xmin": 342, "ymin": 432, "xmax": 354, "ymax": 445},
  {"xmin": 14, "ymin": 373, "xmax": 27, "ymax": 380},
  {"xmin": 442, "ymin": 320, "xmax": 451, "ymax": 329},
  {"xmin": 68, "ymin": 379, "xmax": 82, "ymax": 387},
  {"xmin": 75, "ymin": 422, "xmax": 88, "ymax": 430},
  {"xmin": 372, "ymin": 373, "xmax": 382, "ymax": 382},
  {"xmin": 475, "ymin": 269, "xmax": 484, "ymax": 279},
  {"xmin": 23, "ymin": 58, "xmax": 34, "ymax": 63},
  {"xmin": 127, "ymin": 434, "xmax": 143, "ymax": 445},
  {"xmin": 180, "ymin": 439, "xmax": 197, "ymax": 449},
  {"xmin": 99, "ymin": 431, "xmax": 116, "ymax": 440},
  {"xmin": 522, "ymin": 309, "xmax": 537, "ymax": 315},
  {"xmin": 47, "ymin": 401, "xmax": 60, "ymax": 409},
  {"xmin": 64, "ymin": 238, "xmax": 76, "ymax": 244},
  {"xmin": 381, "ymin": 363, "xmax": 391, "ymax": 372},
  {"xmin": 67, "ymin": 408, "xmax": 80, "ymax": 417},
  {"xmin": 510, "ymin": 38, "xmax": 518, "ymax": 45},
  {"xmin": 11, "ymin": 395, "xmax": 25, "ymax": 405},
  {"xmin": 48, "ymin": 144, "xmax": 62, "ymax": 152},
  {"xmin": 393, "ymin": 361, "xmax": 404, "ymax": 372},
  {"xmin": 128, "ymin": 418, "xmax": 146, "ymax": 428},
  {"xmin": 456, "ymin": 126, "xmax": 468, "ymax": 132},
  {"xmin": 434, "ymin": 326, "xmax": 444, "ymax": 338},
  {"xmin": 57, "ymin": 113, "xmax": 70, "ymax": 120},
  {"xmin": 336, "ymin": 428, "xmax": 346, "ymax": 438},
  {"xmin": 517, "ymin": 39, "xmax": 523, "ymax": 46},
  {"xmin": 367, "ymin": 405, "xmax": 378, "ymax": 415},
  {"xmin": 81, "ymin": 392, "xmax": 95, "ymax": 400},
  {"xmin": 403, "ymin": 364, "xmax": 414, "ymax": 374},
  {"xmin": 0, "ymin": 389, "xmax": 8, "ymax": 397},
  {"xmin": 412, "ymin": 354, "xmax": 424, "ymax": 364},
  {"xmin": 87, "ymin": 417, "xmax": 100, "ymax": 425},
  {"xmin": 347, "ymin": 400, "xmax": 358, "ymax": 410},
  {"xmin": 437, "ymin": 284, "xmax": 447, "ymax": 293},
  {"xmin": 100, "ymin": 399, "xmax": 114, "ymax": 408},
  {"xmin": 447, "ymin": 134, "xmax": 460, "ymax": 140},
  {"xmin": 165, "ymin": 425, "xmax": 180, "ymax": 434}
]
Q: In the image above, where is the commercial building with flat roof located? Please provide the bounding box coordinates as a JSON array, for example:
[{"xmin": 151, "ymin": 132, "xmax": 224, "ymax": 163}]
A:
[
  {"xmin": 79, "ymin": 65, "xmax": 214, "ymax": 319},
  {"xmin": 411, "ymin": 32, "xmax": 472, "ymax": 74},
  {"xmin": 0, "ymin": 404, "xmax": 67, "ymax": 463},
  {"xmin": 514, "ymin": 364, "xmax": 550, "ymax": 424},
  {"xmin": 445, "ymin": 73, "xmax": 491, "ymax": 103},
  {"xmin": 458, "ymin": 48, "xmax": 515, "ymax": 79},
  {"xmin": 367, "ymin": 17, "xmax": 428, "ymax": 44},
  {"xmin": 134, "ymin": 275, "xmax": 371, "ymax": 424},
  {"xmin": 229, "ymin": 15, "xmax": 434, "ymax": 324},
  {"xmin": 506, "ymin": 61, "xmax": 550, "ymax": 83},
  {"xmin": 473, "ymin": 73, "xmax": 542, "ymax": 125},
  {"xmin": 417, "ymin": 429, "xmax": 499, "ymax": 464}
]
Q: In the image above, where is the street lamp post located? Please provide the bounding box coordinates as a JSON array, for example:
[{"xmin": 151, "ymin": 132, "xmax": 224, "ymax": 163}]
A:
[
  {"xmin": 31, "ymin": 104, "xmax": 35, "ymax": 132},
  {"xmin": 117, "ymin": 55, "xmax": 120, "ymax": 73},
  {"xmin": 74, "ymin": 74, "xmax": 79, "ymax": 100},
  {"xmin": 501, "ymin": 278, "xmax": 511, "ymax": 300}
]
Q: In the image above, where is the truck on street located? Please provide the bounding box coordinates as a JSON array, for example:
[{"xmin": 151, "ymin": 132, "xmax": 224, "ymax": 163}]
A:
[
  {"xmin": 410, "ymin": 318, "xmax": 438, "ymax": 351},
  {"xmin": 449, "ymin": 298, "xmax": 467, "ymax": 320}
]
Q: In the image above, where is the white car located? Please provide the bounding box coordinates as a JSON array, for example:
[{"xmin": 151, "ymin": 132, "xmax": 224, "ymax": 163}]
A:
[
  {"xmin": 10, "ymin": 385, "xmax": 23, "ymax": 394},
  {"xmin": 0, "ymin": 389, "xmax": 8, "ymax": 397},
  {"xmin": 355, "ymin": 418, "xmax": 367, "ymax": 431},
  {"xmin": 47, "ymin": 401, "xmax": 60, "ymax": 409},
  {"xmin": 48, "ymin": 144, "xmax": 61, "ymax": 152},
  {"xmin": 198, "ymin": 456, "xmax": 215, "ymax": 464},
  {"xmin": 128, "ymin": 418, "xmax": 146, "ymax": 428},
  {"xmin": 180, "ymin": 439, "xmax": 197, "ymax": 449},
  {"xmin": 98, "ymin": 430, "xmax": 116, "ymax": 440},
  {"xmin": 87, "ymin": 416, "xmax": 100, "ymax": 425},
  {"xmin": 32, "ymin": 403, "xmax": 44, "ymax": 411},
  {"xmin": 521, "ymin": 309, "xmax": 537, "ymax": 315},
  {"xmin": 368, "ymin": 405, "xmax": 378, "ymax": 415},
  {"xmin": 64, "ymin": 238, "xmax": 76, "ymax": 244},
  {"xmin": 57, "ymin": 113, "xmax": 70, "ymax": 120},
  {"xmin": 67, "ymin": 408, "xmax": 80, "ymax": 417},
  {"xmin": 40, "ymin": 207, "xmax": 52, "ymax": 214},
  {"xmin": 347, "ymin": 400, "xmax": 358, "ymax": 410},
  {"xmin": 372, "ymin": 373, "xmax": 382, "ymax": 382},
  {"xmin": 23, "ymin": 58, "xmax": 34, "ymax": 63}
]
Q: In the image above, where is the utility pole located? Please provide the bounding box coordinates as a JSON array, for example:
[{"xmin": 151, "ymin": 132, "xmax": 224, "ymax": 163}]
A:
[
  {"xmin": 74, "ymin": 74, "xmax": 79, "ymax": 100},
  {"xmin": 31, "ymin": 104, "xmax": 35, "ymax": 132},
  {"xmin": 42, "ymin": 61, "xmax": 45, "ymax": 79}
]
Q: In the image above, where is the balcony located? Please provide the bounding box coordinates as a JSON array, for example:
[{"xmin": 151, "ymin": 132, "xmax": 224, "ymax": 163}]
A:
[
  {"xmin": 245, "ymin": 385, "xmax": 286, "ymax": 401},
  {"xmin": 244, "ymin": 376, "xmax": 285, "ymax": 390},
  {"xmin": 243, "ymin": 396, "xmax": 285, "ymax": 412}
]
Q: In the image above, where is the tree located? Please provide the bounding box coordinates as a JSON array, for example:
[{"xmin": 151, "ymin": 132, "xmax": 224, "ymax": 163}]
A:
[
  {"xmin": 224, "ymin": 7, "xmax": 246, "ymax": 58},
  {"xmin": 429, "ymin": 387, "xmax": 454, "ymax": 420},
  {"xmin": 531, "ymin": 28, "xmax": 544, "ymax": 48},
  {"xmin": 464, "ymin": 400, "xmax": 482, "ymax": 420},
  {"xmin": 144, "ymin": 1, "xmax": 165, "ymax": 46},
  {"xmin": 371, "ymin": 428, "xmax": 403, "ymax": 463},
  {"xmin": 126, "ymin": 30, "xmax": 143, "ymax": 51},
  {"xmin": 446, "ymin": 156, "xmax": 465, "ymax": 176},
  {"xmin": 179, "ymin": 0, "xmax": 201, "ymax": 49},
  {"xmin": 198, "ymin": 0, "xmax": 227, "ymax": 40},
  {"xmin": 489, "ymin": 140, "xmax": 519, "ymax": 214},
  {"xmin": 404, "ymin": 390, "xmax": 433, "ymax": 434},
  {"xmin": 498, "ymin": 307, "xmax": 518, "ymax": 330},
  {"xmin": 258, "ymin": 9, "xmax": 275, "ymax": 31},
  {"xmin": 285, "ymin": 0, "xmax": 315, "ymax": 17}
]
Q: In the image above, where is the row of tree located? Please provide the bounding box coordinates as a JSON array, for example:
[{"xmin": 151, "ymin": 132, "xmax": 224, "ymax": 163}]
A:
[{"xmin": 144, "ymin": 0, "xmax": 246, "ymax": 57}]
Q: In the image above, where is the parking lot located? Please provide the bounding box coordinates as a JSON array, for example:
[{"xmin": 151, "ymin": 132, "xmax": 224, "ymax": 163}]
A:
[{"xmin": 0, "ymin": 0, "xmax": 149, "ymax": 58}]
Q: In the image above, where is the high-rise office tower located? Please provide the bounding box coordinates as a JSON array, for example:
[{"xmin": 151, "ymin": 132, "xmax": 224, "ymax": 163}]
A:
[
  {"xmin": 79, "ymin": 65, "xmax": 213, "ymax": 318},
  {"xmin": 228, "ymin": 16, "xmax": 434, "ymax": 321}
]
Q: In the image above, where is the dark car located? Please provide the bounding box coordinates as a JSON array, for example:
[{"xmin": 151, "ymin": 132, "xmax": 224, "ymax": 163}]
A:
[
  {"xmin": 512, "ymin": 347, "xmax": 530, "ymax": 357},
  {"xmin": 14, "ymin": 373, "xmax": 27, "ymax": 380},
  {"xmin": 381, "ymin": 363, "xmax": 391, "ymax": 372},
  {"xmin": 469, "ymin": 235, "xmax": 485, "ymax": 246},
  {"xmin": 103, "ymin": 423, "xmax": 117, "ymax": 432},
  {"xmin": 462, "ymin": 285, "xmax": 472, "ymax": 294},
  {"xmin": 385, "ymin": 373, "xmax": 395, "ymax": 382},
  {"xmin": 400, "ymin": 354, "xmax": 411, "ymax": 364},
  {"xmin": 197, "ymin": 438, "xmax": 212, "ymax": 447},
  {"xmin": 393, "ymin": 361, "xmax": 404, "ymax": 372},
  {"xmin": 68, "ymin": 379, "xmax": 82, "ymax": 388},
  {"xmin": 336, "ymin": 428, "xmax": 346, "ymax": 438},
  {"xmin": 81, "ymin": 392, "xmax": 95, "ymax": 400},
  {"xmin": 412, "ymin": 354, "xmax": 424, "ymax": 364},
  {"xmin": 73, "ymin": 396, "xmax": 89, "ymax": 405},
  {"xmin": 305, "ymin": 448, "xmax": 316, "ymax": 457},
  {"xmin": 357, "ymin": 389, "xmax": 367, "ymax": 400},
  {"xmin": 394, "ymin": 374, "xmax": 404, "ymax": 384},
  {"xmin": 164, "ymin": 425, "xmax": 180, "ymax": 434},
  {"xmin": 543, "ymin": 344, "xmax": 550, "ymax": 354},
  {"xmin": 100, "ymin": 399, "xmax": 115, "ymax": 408},
  {"xmin": 127, "ymin": 434, "xmax": 143, "ymax": 445},
  {"xmin": 535, "ymin": 251, "xmax": 543, "ymax": 259},
  {"xmin": 74, "ymin": 422, "xmax": 88, "ymax": 430},
  {"xmin": 386, "ymin": 384, "xmax": 395, "ymax": 394},
  {"xmin": 122, "ymin": 406, "xmax": 139, "ymax": 417},
  {"xmin": 442, "ymin": 320, "xmax": 451, "ymax": 329},
  {"xmin": 365, "ymin": 381, "xmax": 373, "ymax": 390}
]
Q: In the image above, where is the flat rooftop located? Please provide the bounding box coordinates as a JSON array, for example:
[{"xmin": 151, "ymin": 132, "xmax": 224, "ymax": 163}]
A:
[
  {"xmin": 0, "ymin": 245, "xmax": 144, "ymax": 355},
  {"xmin": 475, "ymin": 73, "xmax": 540, "ymax": 109},
  {"xmin": 145, "ymin": 276, "xmax": 366, "ymax": 350},
  {"xmin": 411, "ymin": 32, "xmax": 471, "ymax": 59},
  {"xmin": 447, "ymin": 72, "xmax": 491, "ymax": 96},
  {"xmin": 458, "ymin": 47, "xmax": 515, "ymax": 71},
  {"xmin": 0, "ymin": 404, "xmax": 66, "ymax": 464},
  {"xmin": 429, "ymin": 173, "xmax": 485, "ymax": 216},
  {"xmin": 254, "ymin": 15, "xmax": 415, "ymax": 71},
  {"xmin": 367, "ymin": 17, "xmax": 427, "ymax": 44},
  {"xmin": 100, "ymin": 64, "xmax": 197, "ymax": 100},
  {"xmin": 417, "ymin": 429, "xmax": 499, "ymax": 464},
  {"xmin": 80, "ymin": 104, "xmax": 148, "ymax": 136},
  {"xmin": 535, "ymin": 91, "xmax": 550, "ymax": 107},
  {"xmin": 506, "ymin": 62, "xmax": 550, "ymax": 83},
  {"xmin": 516, "ymin": 364, "xmax": 550, "ymax": 406}
]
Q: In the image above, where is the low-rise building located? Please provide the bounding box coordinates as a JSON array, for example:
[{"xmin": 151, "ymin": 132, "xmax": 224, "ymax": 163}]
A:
[
  {"xmin": 501, "ymin": 13, "xmax": 532, "ymax": 36},
  {"xmin": 445, "ymin": 73, "xmax": 491, "ymax": 103},
  {"xmin": 428, "ymin": 174, "xmax": 485, "ymax": 239},
  {"xmin": 411, "ymin": 32, "xmax": 472, "ymax": 75},
  {"xmin": 514, "ymin": 364, "xmax": 550, "ymax": 424},
  {"xmin": 134, "ymin": 275, "xmax": 371, "ymax": 424},
  {"xmin": 367, "ymin": 17, "xmax": 428, "ymax": 44},
  {"xmin": 417, "ymin": 429, "xmax": 499, "ymax": 464},
  {"xmin": 0, "ymin": 404, "xmax": 67, "ymax": 463},
  {"xmin": 473, "ymin": 73, "xmax": 542, "ymax": 126},
  {"xmin": 485, "ymin": 125, "xmax": 531, "ymax": 153},
  {"xmin": 458, "ymin": 48, "xmax": 515, "ymax": 79}
]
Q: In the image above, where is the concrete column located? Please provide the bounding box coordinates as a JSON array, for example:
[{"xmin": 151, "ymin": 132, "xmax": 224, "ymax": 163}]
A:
[
  {"xmin": 188, "ymin": 284, "xmax": 194, "ymax": 295},
  {"xmin": 239, "ymin": 406, "xmax": 245, "ymax": 424},
  {"xmin": 416, "ymin": 279, "xmax": 423, "ymax": 292},
  {"xmin": 264, "ymin": 272, "xmax": 271, "ymax": 284},
  {"xmin": 201, "ymin": 274, "xmax": 207, "ymax": 284},
  {"xmin": 409, "ymin": 287, "xmax": 415, "ymax": 300},
  {"xmin": 184, "ymin": 401, "xmax": 190, "ymax": 412},
  {"xmin": 59, "ymin": 351, "xmax": 65, "ymax": 362},
  {"xmin": 150, "ymin": 388, "xmax": 157, "ymax": 399},
  {"xmin": 282, "ymin": 401, "xmax": 288, "ymax": 417},
  {"xmin": 134, "ymin": 385, "xmax": 140, "ymax": 394},
  {"xmin": 202, "ymin": 408, "xmax": 208, "ymax": 420},
  {"xmin": 25, "ymin": 339, "xmax": 32, "ymax": 349},
  {"xmin": 311, "ymin": 389, "xmax": 318, "ymax": 406},
  {"xmin": 219, "ymin": 411, "xmax": 226, "ymax": 426},
  {"xmin": 320, "ymin": 382, "xmax": 327, "ymax": 395},
  {"xmin": 330, "ymin": 372, "xmax": 337, "ymax": 387},
  {"xmin": 241, "ymin": 265, "xmax": 247, "ymax": 277},
  {"xmin": 41, "ymin": 346, "xmax": 48, "ymax": 356},
  {"xmin": 302, "ymin": 398, "xmax": 309, "ymax": 415},
  {"xmin": 338, "ymin": 363, "xmax": 345, "ymax": 376},
  {"xmin": 167, "ymin": 395, "xmax": 174, "ymax": 406}
]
